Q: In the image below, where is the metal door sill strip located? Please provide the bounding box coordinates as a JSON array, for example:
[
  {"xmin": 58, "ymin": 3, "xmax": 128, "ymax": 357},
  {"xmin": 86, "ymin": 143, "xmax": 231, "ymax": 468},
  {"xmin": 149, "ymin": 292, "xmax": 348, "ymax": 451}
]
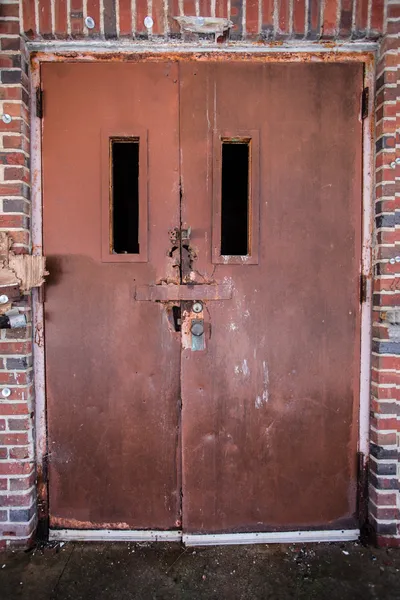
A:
[
  {"xmin": 49, "ymin": 529, "xmax": 182, "ymax": 542},
  {"xmin": 183, "ymin": 529, "xmax": 360, "ymax": 546},
  {"xmin": 49, "ymin": 528, "xmax": 359, "ymax": 544}
]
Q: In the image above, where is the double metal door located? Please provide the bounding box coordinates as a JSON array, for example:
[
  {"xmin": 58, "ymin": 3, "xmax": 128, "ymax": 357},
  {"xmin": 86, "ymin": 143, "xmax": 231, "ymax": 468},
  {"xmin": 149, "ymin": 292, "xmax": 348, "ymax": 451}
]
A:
[{"xmin": 42, "ymin": 60, "xmax": 362, "ymax": 533}]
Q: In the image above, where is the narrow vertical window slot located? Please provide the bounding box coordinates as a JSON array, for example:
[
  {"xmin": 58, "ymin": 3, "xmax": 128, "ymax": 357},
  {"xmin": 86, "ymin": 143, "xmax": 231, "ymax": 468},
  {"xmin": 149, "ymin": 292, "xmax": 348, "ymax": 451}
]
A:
[
  {"xmin": 111, "ymin": 138, "xmax": 140, "ymax": 254},
  {"xmin": 221, "ymin": 140, "xmax": 250, "ymax": 256}
]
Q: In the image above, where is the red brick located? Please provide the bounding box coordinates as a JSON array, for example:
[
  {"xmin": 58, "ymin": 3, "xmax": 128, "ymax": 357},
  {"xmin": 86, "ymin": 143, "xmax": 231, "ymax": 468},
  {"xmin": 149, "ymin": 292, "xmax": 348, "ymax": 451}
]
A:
[
  {"xmin": 8, "ymin": 418, "xmax": 30, "ymax": 431},
  {"xmin": 371, "ymin": 372, "xmax": 399, "ymax": 387},
  {"xmin": 9, "ymin": 473, "xmax": 35, "ymax": 491},
  {"xmin": 371, "ymin": 416, "xmax": 398, "ymax": 430},
  {"xmin": 0, "ymin": 152, "xmax": 25, "ymax": 167},
  {"xmin": 0, "ymin": 5, "xmax": 20, "ymax": 18},
  {"xmin": 0, "ymin": 342, "xmax": 32, "ymax": 355},
  {"xmin": 0, "ymin": 433, "xmax": 29, "ymax": 446},
  {"xmin": 262, "ymin": 0, "xmax": 274, "ymax": 32},
  {"xmin": 0, "ymin": 492, "xmax": 32, "ymax": 507},
  {"xmin": 0, "ymin": 479, "xmax": 7, "ymax": 491},
  {"xmin": 0, "ymin": 389, "xmax": 32, "ymax": 404},
  {"xmin": 370, "ymin": 429, "xmax": 397, "ymax": 446},
  {"xmin": 4, "ymin": 167, "xmax": 28, "ymax": 183},
  {"xmin": 168, "ymin": 0, "xmax": 181, "ymax": 32},
  {"xmin": 308, "ymin": 0, "xmax": 320, "ymax": 37},
  {"xmin": 39, "ymin": 0, "xmax": 52, "ymax": 35},
  {"xmin": 370, "ymin": 504, "xmax": 400, "ymax": 520},
  {"xmin": 387, "ymin": 20, "xmax": 400, "ymax": 35},
  {"xmin": 153, "ymin": 0, "xmax": 165, "ymax": 34},
  {"xmin": 246, "ymin": 0, "xmax": 259, "ymax": 34},
  {"xmin": 0, "ymin": 88, "xmax": 26, "ymax": 103},
  {"xmin": 0, "ymin": 119, "xmax": 22, "ymax": 134},
  {"xmin": 0, "ymin": 57, "xmax": 15, "ymax": 69},
  {"xmin": 216, "ymin": 0, "xmax": 228, "ymax": 18},
  {"xmin": 0, "ymin": 404, "xmax": 29, "ymax": 417},
  {"xmin": 55, "ymin": 0, "xmax": 67, "ymax": 37},
  {"xmin": 387, "ymin": 4, "xmax": 400, "ymax": 19},
  {"xmin": 339, "ymin": 0, "xmax": 353, "ymax": 38},
  {"xmin": 0, "ymin": 183, "xmax": 26, "ymax": 197},
  {"xmin": 71, "ymin": 0, "xmax": 84, "ymax": 36},
  {"xmin": 0, "ymin": 448, "xmax": 7, "ymax": 459},
  {"xmin": 293, "ymin": 0, "xmax": 306, "ymax": 36},
  {"xmin": 0, "ymin": 21, "xmax": 20, "ymax": 35},
  {"xmin": 22, "ymin": 0, "xmax": 36, "ymax": 37},
  {"xmin": 9, "ymin": 447, "xmax": 30, "ymax": 460},
  {"xmin": 0, "ymin": 462, "xmax": 32, "ymax": 476},
  {"xmin": 136, "ymin": 0, "xmax": 148, "ymax": 33},
  {"xmin": 118, "ymin": 0, "xmax": 131, "ymax": 36},
  {"xmin": 354, "ymin": 0, "xmax": 368, "ymax": 33},
  {"xmin": 3, "ymin": 135, "xmax": 23, "ymax": 150},
  {"xmin": 0, "ymin": 420, "xmax": 5, "ymax": 431}
]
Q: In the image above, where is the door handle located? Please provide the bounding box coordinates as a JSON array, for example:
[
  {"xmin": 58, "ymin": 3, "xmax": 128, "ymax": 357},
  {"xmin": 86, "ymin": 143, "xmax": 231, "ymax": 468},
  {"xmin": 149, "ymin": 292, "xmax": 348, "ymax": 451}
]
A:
[{"xmin": 191, "ymin": 320, "xmax": 204, "ymax": 337}]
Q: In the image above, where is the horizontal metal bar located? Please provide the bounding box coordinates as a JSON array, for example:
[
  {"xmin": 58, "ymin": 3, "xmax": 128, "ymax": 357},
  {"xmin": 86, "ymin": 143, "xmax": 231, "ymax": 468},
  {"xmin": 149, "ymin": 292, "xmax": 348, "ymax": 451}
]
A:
[
  {"xmin": 183, "ymin": 529, "xmax": 360, "ymax": 546},
  {"xmin": 135, "ymin": 284, "xmax": 232, "ymax": 301},
  {"xmin": 49, "ymin": 529, "xmax": 182, "ymax": 542},
  {"xmin": 27, "ymin": 40, "xmax": 378, "ymax": 56},
  {"xmin": 50, "ymin": 528, "xmax": 360, "ymax": 544}
]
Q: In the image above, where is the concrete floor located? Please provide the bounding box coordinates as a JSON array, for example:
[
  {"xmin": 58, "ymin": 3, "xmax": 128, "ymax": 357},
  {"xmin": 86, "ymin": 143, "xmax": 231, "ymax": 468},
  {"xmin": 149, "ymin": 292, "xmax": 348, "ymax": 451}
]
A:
[{"xmin": 0, "ymin": 541, "xmax": 399, "ymax": 599}]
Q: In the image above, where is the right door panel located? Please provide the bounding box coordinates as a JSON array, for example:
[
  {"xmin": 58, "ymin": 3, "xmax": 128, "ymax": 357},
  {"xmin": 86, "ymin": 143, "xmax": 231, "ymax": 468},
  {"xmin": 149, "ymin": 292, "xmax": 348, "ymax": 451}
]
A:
[{"xmin": 180, "ymin": 62, "xmax": 363, "ymax": 533}]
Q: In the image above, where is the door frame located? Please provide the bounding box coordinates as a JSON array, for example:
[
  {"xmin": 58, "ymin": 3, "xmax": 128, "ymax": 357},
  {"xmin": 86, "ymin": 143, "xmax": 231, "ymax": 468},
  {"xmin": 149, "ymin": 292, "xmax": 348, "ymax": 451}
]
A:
[{"xmin": 29, "ymin": 44, "xmax": 376, "ymax": 544}]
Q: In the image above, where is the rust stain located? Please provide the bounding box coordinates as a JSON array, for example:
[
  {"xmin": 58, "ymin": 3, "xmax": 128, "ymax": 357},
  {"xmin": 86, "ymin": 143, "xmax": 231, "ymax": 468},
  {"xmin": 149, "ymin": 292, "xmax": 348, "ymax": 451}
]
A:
[
  {"xmin": 35, "ymin": 321, "xmax": 44, "ymax": 347},
  {"xmin": 31, "ymin": 50, "xmax": 374, "ymax": 67},
  {"xmin": 50, "ymin": 517, "xmax": 133, "ymax": 530},
  {"xmin": 36, "ymin": 461, "xmax": 48, "ymax": 523}
]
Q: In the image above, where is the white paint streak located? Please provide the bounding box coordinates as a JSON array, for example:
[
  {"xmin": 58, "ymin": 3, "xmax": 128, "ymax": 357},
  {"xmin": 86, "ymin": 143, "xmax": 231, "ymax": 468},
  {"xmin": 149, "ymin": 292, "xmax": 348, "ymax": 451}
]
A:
[
  {"xmin": 35, "ymin": 0, "xmax": 40, "ymax": 35},
  {"xmin": 99, "ymin": 0, "xmax": 105, "ymax": 35},
  {"xmin": 19, "ymin": 0, "xmax": 24, "ymax": 35},
  {"xmin": 132, "ymin": 0, "xmax": 136, "ymax": 36},
  {"xmin": 51, "ymin": 0, "xmax": 56, "ymax": 35},
  {"xmin": 255, "ymin": 361, "xmax": 269, "ymax": 408},
  {"xmin": 116, "ymin": 0, "xmax": 120, "ymax": 37},
  {"xmin": 66, "ymin": 0, "xmax": 72, "ymax": 36}
]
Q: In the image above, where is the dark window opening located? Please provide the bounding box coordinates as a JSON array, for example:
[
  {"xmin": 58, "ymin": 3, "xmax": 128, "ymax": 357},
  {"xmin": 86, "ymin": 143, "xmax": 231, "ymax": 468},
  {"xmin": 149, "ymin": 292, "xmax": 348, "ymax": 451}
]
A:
[
  {"xmin": 221, "ymin": 141, "xmax": 250, "ymax": 256},
  {"xmin": 111, "ymin": 138, "xmax": 140, "ymax": 254}
]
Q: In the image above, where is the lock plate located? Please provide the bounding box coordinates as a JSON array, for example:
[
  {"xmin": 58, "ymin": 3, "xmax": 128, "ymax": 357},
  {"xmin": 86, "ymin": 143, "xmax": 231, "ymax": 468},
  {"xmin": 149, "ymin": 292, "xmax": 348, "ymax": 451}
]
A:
[{"xmin": 191, "ymin": 318, "xmax": 205, "ymax": 351}]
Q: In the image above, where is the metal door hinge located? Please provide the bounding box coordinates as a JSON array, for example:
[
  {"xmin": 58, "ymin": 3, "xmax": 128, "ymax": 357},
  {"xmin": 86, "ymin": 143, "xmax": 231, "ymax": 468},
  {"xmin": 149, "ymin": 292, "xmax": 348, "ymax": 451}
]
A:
[
  {"xmin": 36, "ymin": 87, "xmax": 43, "ymax": 119},
  {"xmin": 361, "ymin": 88, "xmax": 369, "ymax": 119},
  {"xmin": 360, "ymin": 273, "xmax": 367, "ymax": 304}
]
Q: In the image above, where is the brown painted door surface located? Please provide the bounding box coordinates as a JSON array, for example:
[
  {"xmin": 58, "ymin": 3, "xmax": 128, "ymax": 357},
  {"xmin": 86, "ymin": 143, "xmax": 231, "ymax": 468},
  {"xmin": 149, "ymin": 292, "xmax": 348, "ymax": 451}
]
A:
[
  {"xmin": 179, "ymin": 62, "xmax": 362, "ymax": 533},
  {"xmin": 42, "ymin": 61, "xmax": 362, "ymax": 532},
  {"xmin": 42, "ymin": 63, "xmax": 182, "ymax": 529}
]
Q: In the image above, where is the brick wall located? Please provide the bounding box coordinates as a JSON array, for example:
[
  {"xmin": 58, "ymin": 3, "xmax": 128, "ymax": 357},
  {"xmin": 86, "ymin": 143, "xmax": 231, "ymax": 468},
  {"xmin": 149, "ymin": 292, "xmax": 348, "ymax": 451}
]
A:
[
  {"xmin": 0, "ymin": 0, "xmax": 398, "ymax": 548},
  {"xmin": 369, "ymin": 0, "xmax": 400, "ymax": 548},
  {"xmin": 0, "ymin": 1, "xmax": 36, "ymax": 549},
  {"xmin": 21, "ymin": 0, "xmax": 386, "ymax": 40}
]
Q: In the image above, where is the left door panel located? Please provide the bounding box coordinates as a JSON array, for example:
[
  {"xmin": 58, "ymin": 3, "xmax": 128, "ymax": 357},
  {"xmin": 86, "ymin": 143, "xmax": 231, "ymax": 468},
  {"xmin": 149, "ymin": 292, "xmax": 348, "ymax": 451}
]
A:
[{"xmin": 42, "ymin": 63, "xmax": 181, "ymax": 530}]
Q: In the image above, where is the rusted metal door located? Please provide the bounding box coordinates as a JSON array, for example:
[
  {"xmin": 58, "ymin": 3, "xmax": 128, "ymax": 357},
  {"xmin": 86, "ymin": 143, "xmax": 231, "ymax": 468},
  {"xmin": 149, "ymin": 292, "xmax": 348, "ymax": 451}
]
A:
[
  {"xmin": 179, "ymin": 62, "xmax": 362, "ymax": 533},
  {"xmin": 43, "ymin": 60, "xmax": 362, "ymax": 533},
  {"xmin": 42, "ymin": 63, "xmax": 182, "ymax": 530}
]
